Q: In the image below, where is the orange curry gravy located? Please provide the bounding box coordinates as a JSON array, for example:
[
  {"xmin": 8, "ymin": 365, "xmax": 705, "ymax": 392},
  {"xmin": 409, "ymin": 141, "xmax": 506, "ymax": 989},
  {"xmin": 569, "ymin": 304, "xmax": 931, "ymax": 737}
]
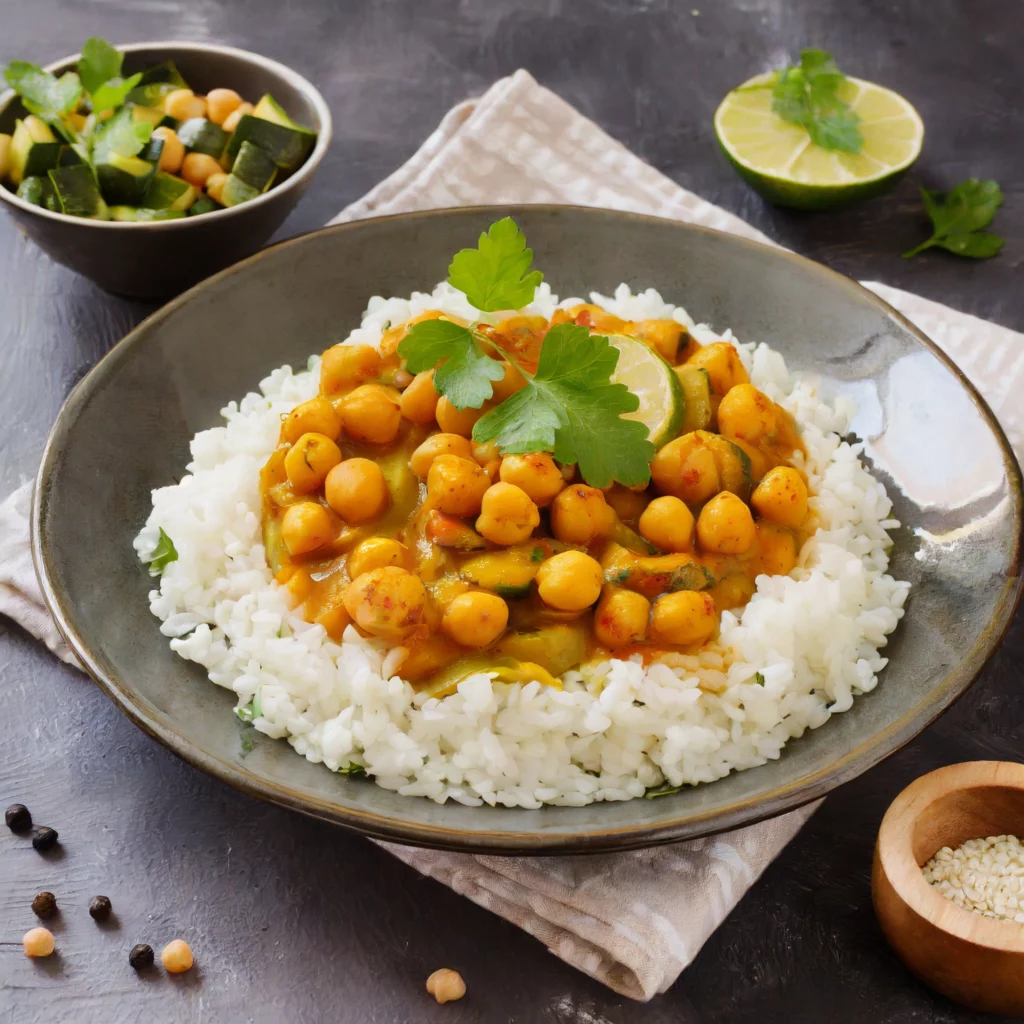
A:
[{"xmin": 260, "ymin": 304, "xmax": 808, "ymax": 698}]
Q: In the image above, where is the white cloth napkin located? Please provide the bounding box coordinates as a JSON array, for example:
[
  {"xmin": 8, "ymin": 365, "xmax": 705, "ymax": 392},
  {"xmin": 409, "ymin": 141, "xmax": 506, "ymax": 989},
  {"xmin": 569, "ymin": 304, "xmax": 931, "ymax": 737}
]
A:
[{"xmin": 3, "ymin": 69, "xmax": 1023, "ymax": 1002}]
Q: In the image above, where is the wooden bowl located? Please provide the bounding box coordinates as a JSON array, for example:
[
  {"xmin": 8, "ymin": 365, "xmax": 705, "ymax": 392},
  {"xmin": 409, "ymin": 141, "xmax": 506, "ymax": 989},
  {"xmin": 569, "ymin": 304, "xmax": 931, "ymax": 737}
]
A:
[{"xmin": 873, "ymin": 761, "xmax": 1024, "ymax": 1015}]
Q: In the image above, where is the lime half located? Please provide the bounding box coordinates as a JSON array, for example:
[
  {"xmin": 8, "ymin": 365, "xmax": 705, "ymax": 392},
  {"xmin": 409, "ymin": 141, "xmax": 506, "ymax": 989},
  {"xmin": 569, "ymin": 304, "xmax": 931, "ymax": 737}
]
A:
[
  {"xmin": 608, "ymin": 334, "xmax": 684, "ymax": 447},
  {"xmin": 714, "ymin": 73, "xmax": 924, "ymax": 209}
]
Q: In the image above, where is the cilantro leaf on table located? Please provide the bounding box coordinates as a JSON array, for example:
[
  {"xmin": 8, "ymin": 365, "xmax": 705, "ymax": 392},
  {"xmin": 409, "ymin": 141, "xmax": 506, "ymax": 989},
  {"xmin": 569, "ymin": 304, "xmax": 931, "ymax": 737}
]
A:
[
  {"xmin": 398, "ymin": 319, "xmax": 505, "ymax": 410},
  {"xmin": 903, "ymin": 179, "xmax": 1005, "ymax": 259},
  {"xmin": 4, "ymin": 61, "xmax": 82, "ymax": 126},
  {"xmin": 473, "ymin": 324, "xmax": 656, "ymax": 488},
  {"xmin": 79, "ymin": 38, "xmax": 141, "ymax": 111},
  {"xmin": 448, "ymin": 216, "xmax": 543, "ymax": 312},
  {"xmin": 145, "ymin": 527, "xmax": 178, "ymax": 576},
  {"xmin": 771, "ymin": 48, "xmax": 862, "ymax": 154}
]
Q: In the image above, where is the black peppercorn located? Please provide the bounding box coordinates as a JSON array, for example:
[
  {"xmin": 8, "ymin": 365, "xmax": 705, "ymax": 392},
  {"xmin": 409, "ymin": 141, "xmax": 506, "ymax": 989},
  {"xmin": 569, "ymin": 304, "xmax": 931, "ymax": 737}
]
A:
[
  {"xmin": 89, "ymin": 895, "xmax": 112, "ymax": 921},
  {"xmin": 31, "ymin": 826, "xmax": 59, "ymax": 851},
  {"xmin": 5, "ymin": 803, "xmax": 31, "ymax": 832},
  {"xmin": 31, "ymin": 891, "xmax": 58, "ymax": 917},
  {"xmin": 129, "ymin": 943, "xmax": 154, "ymax": 970}
]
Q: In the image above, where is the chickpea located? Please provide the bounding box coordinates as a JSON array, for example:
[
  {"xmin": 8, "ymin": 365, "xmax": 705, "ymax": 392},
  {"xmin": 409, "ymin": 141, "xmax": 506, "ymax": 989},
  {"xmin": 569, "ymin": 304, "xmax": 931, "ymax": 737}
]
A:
[
  {"xmin": 594, "ymin": 587, "xmax": 650, "ymax": 647},
  {"xmin": 151, "ymin": 125, "xmax": 184, "ymax": 173},
  {"xmin": 347, "ymin": 536, "xmax": 411, "ymax": 578},
  {"xmin": 324, "ymin": 458, "xmax": 389, "ymax": 523},
  {"xmin": 717, "ymin": 384, "xmax": 777, "ymax": 444},
  {"xmin": 320, "ymin": 344, "xmax": 382, "ymax": 395},
  {"xmin": 491, "ymin": 361, "xmax": 528, "ymax": 402},
  {"xmin": 535, "ymin": 550, "xmax": 603, "ymax": 611},
  {"xmin": 284, "ymin": 432, "xmax": 342, "ymax": 493},
  {"xmin": 221, "ymin": 101, "xmax": 254, "ymax": 133},
  {"xmin": 206, "ymin": 88, "xmax": 243, "ymax": 125},
  {"xmin": 164, "ymin": 88, "xmax": 207, "ymax": 121},
  {"xmin": 205, "ymin": 172, "xmax": 229, "ymax": 204},
  {"xmin": 751, "ymin": 466, "xmax": 809, "ymax": 528},
  {"xmin": 343, "ymin": 566, "xmax": 427, "ymax": 639},
  {"xmin": 550, "ymin": 485, "xmax": 615, "ymax": 546},
  {"xmin": 399, "ymin": 370, "xmax": 439, "ymax": 425},
  {"xmin": 435, "ymin": 396, "xmax": 483, "ymax": 437},
  {"xmin": 756, "ymin": 520, "xmax": 797, "ymax": 576},
  {"xmin": 499, "ymin": 453, "xmax": 564, "ymax": 507},
  {"xmin": 442, "ymin": 591, "xmax": 509, "ymax": 647},
  {"xmin": 313, "ymin": 602, "xmax": 352, "ymax": 641},
  {"xmin": 427, "ymin": 455, "xmax": 491, "ymax": 517},
  {"xmin": 603, "ymin": 484, "xmax": 648, "ymax": 523},
  {"xmin": 409, "ymin": 433, "xmax": 473, "ymax": 479},
  {"xmin": 339, "ymin": 384, "xmax": 402, "ymax": 445},
  {"xmin": 686, "ymin": 342, "xmax": 749, "ymax": 395},
  {"xmin": 650, "ymin": 433, "xmax": 720, "ymax": 504},
  {"xmin": 161, "ymin": 939, "xmax": 194, "ymax": 973},
  {"xmin": 23, "ymin": 927, "xmax": 55, "ymax": 958},
  {"xmin": 426, "ymin": 968, "xmax": 466, "ymax": 1005},
  {"xmin": 475, "ymin": 482, "xmax": 540, "ymax": 546},
  {"xmin": 729, "ymin": 436, "xmax": 769, "ymax": 484},
  {"xmin": 282, "ymin": 396, "xmax": 342, "ymax": 444},
  {"xmin": 639, "ymin": 495, "xmax": 695, "ymax": 552},
  {"xmin": 181, "ymin": 152, "xmax": 223, "ymax": 188},
  {"xmin": 651, "ymin": 591, "xmax": 718, "ymax": 645},
  {"xmin": 281, "ymin": 502, "xmax": 334, "ymax": 556},
  {"xmin": 696, "ymin": 492, "xmax": 756, "ymax": 554},
  {"xmin": 631, "ymin": 318, "xmax": 687, "ymax": 362},
  {"xmin": 471, "ymin": 439, "xmax": 501, "ymax": 467}
]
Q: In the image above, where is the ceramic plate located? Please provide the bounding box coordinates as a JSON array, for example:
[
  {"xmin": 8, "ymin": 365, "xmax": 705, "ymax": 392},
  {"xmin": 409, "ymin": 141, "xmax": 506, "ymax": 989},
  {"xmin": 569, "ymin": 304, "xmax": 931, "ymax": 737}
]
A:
[{"xmin": 33, "ymin": 207, "xmax": 1024, "ymax": 853}]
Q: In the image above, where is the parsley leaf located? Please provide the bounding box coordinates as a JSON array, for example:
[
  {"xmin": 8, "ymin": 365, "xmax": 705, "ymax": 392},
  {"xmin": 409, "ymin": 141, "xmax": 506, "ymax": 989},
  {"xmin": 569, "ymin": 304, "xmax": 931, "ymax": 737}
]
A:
[
  {"xmin": 93, "ymin": 106, "xmax": 152, "ymax": 159},
  {"xmin": 754, "ymin": 672, "xmax": 766, "ymax": 686},
  {"xmin": 4, "ymin": 61, "xmax": 82, "ymax": 123},
  {"xmin": 91, "ymin": 73, "xmax": 143, "ymax": 113},
  {"xmin": 473, "ymin": 324, "xmax": 655, "ymax": 488},
  {"xmin": 644, "ymin": 782, "xmax": 684, "ymax": 799},
  {"xmin": 771, "ymin": 48, "xmax": 862, "ymax": 154},
  {"xmin": 337, "ymin": 763, "xmax": 367, "ymax": 778},
  {"xmin": 145, "ymin": 527, "xmax": 178, "ymax": 575},
  {"xmin": 398, "ymin": 319, "xmax": 505, "ymax": 410},
  {"xmin": 448, "ymin": 217, "xmax": 543, "ymax": 312},
  {"xmin": 78, "ymin": 38, "xmax": 123, "ymax": 94},
  {"xmin": 903, "ymin": 179, "xmax": 1004, "ymax": 259}
]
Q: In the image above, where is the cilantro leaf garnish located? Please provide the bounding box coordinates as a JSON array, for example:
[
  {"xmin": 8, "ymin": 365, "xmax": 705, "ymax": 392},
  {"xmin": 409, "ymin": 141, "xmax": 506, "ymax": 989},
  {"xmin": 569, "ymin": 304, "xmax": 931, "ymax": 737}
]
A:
[
  {"xmin": 337, "ymin": 763, "xmax": 367, "ymax": 778},
  {"xmin": 754, "ymin": 672, "xmax": 766, "ymax": 686},
  {"xmin": 771, "ymin": 48, "xmax": 862, "ymax": 154},
  {"xmin": 448, "ymin": 217, "xmax": 543, "ymax": 312},
  {"xmin": 93, "ymin": 106, "xmax": 152, "ymax": 159},
  {"xmin": 398, "ymin": 319, "xmax": 505, "ymax": 410},
  {"xmin": 79, "ymin": 38, "xmax": 141, "ymax": 112},
  {"xmin": 903, "ymin": 179, "xmax": 1004, "ymax": 259},
  {"xmin": 145, "ymin": 527, "xmax": 178, "ymax": 575},
  {"xmin": 4, "ymin": 61, "xmax": 82, "ymax": 125},
  {"xmin": 473, "ymin": 324, "xmax": 655, "ymax": 488},
  {"xmin": 644, "ymin": 782, "xmax": 684, "ymax": 799}
]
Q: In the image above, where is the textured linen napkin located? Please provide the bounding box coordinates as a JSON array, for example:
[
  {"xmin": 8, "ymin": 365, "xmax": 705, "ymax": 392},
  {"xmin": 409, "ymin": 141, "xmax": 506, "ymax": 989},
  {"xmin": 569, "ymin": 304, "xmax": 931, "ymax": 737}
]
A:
[{"xmin": 3, "ymin": 69, "xmax": 1023, "ymax": 1001}]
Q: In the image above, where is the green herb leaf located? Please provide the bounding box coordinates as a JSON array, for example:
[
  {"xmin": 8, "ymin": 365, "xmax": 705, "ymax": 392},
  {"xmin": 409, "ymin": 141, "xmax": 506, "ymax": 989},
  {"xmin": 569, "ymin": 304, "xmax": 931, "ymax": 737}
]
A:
[
  {"xmin": 447, "ymin": 216, "xmax": 543, "ymax": 312},
  {"xmin": 145, "ymin": 527, "xmax": 178, "ymax": 575},
  {"xmin": 530, "ymin": 547, "xmax": 545, "ymax": 562},
  {"xmin": 771, "ymin": 48, "xmax": 862, "ymax": 154},
  {"xmin": 90, "ymin": 73, "xmax": 143, "ymax": 113},
  {"xmin": 93, "ymin": 106, "xmax": 152, "ymax": 159},
  {"xmin": 474, "ymin": 324, "xmax": 655, "ymax": 488},
  {"xmin": 903, "ymin": 180, "xmax": 1005, "ymax": 259},
  {"xmin": 4, "ymin": 61, "xmax": 82, "ymax": 121},
  {"xmin": 644, "ymin": 782, "xmax": 684, "ymax": 799},
  {"xmin": 337, "ymin": 763, "xmax": 367, "ymax": 778},
  {"xmin": 398, "ymin": 319, "xmax": 505, "ymax": 410},
  {"xmin": 78, "ymin": 38, "xmax": 123, "ymax": 94},
  {"xmin": 754, "ymin": 672, "xmax": 766, "ymax": 686},
  {"xmin": 235, "ymin": 702, "xmax": 255, "ymax": 723}
]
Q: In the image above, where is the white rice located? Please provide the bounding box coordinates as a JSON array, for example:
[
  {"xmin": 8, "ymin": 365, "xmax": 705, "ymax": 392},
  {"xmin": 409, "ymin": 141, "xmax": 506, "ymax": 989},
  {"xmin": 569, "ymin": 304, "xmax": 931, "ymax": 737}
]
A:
[{"xmin": 134, "ymin": 282, "xmax": 910, "ymax": 808}]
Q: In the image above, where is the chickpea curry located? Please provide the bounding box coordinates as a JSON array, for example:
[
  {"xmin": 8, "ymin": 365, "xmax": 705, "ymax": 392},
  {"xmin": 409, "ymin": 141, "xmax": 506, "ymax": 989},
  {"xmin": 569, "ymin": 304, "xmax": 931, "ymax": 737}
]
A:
[{"xmin": 261, "ymin": 303, "xmax": 811, "ymax": 699}]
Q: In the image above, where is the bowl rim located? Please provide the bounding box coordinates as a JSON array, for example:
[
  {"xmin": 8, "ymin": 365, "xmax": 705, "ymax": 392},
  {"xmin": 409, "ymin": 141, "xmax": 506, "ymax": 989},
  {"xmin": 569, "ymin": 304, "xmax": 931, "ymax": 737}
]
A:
[
  {"xmin": 0, "ymin": 40, "xmax": 332, "ymax": 230},
  {"xmin": 31, "ymin": 204, "xmax": 1024, "ymax": 854}
]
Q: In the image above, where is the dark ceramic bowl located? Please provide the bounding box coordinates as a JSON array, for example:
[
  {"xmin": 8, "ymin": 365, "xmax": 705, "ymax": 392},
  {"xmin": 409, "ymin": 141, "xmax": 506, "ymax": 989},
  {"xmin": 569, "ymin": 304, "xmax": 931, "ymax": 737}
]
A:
[
  {"xmin": 32, "ymin": 207, "xmax": 1024, "ymax": 854},
  {"xmin": 0, "ymin": 41, "xmax": 331, "ymax": 299}
]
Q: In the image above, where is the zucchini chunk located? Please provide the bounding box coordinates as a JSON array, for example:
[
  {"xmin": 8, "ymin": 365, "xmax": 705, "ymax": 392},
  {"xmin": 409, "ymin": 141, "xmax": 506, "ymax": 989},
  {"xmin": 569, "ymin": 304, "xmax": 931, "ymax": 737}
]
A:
[
  {"xmin": 418, "ymin": 655, "xmax": 561, "ymax": 701},
  {"xmin": 95, "ymin": 151, "xmax": 157, "ymax": 206},
  {"xmin": 490, "ymin": 624, "xmax": 588, "ymax": 677},
  {"xmin": 425, "ymin": 510, "xmax": 487, "ymax": 551},
  {"xmin": 230, "ymin": 141, "xmax": 277, "ymax": 192},
  {"xmin": 187, "ymin": 194, "xmax": 219, "ymax": 216},
  {"xmin": 140, "ymin": 135, "xmax": 165, "ymax": 165},
  {"xmin": 459, "ymin": 550, "xmax": 539, "ymax": 597},
  {"xmin": 219, "ymin": 173, "xmax": 260, "ymax": 207},
  {"xmin": 601, "ymin": 544, "xmax": 714, "ymax": 598},
  {"xmin": 15, "ymin": 175, "xmax": 51, "ymax": 207},
  {"xmin": 126, "ymin": 60, "xmax": 188, "ymax": 107},
  {"xmin": 130, "ymin": 105, "xmax": 165, "ymax": 127},
  {"xmin": 225, "ymin": 113, "xmax": 316, "ymax": 171},
  {"xmin": 108, "ymin": 206, "xmax": 186, "ymax": 221},
  {"xmin": 47, "ymin": 165, "xmax": 106, "ymax": 218},
  {"xmin": 9, "ymin": 116, "xmax": 62, "ymax": 186},
  {"xmin": 175, "ymin": 117, "xmax": 228, "ymax": 158},
  {"xmin": 0, "ymin": 132, "xmax": 11, "ymax": 181},
  {"xmin": 675, "ymin": 366, "xmax": 713, "ymax": 433},
  {"xmin": 143, "ymin": 171, "xmax": 199, "ymax": 211}
]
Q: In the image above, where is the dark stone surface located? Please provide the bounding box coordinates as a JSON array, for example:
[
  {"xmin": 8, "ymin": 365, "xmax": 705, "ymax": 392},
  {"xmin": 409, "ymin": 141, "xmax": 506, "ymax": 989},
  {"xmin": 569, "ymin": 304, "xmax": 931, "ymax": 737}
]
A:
[{"xmin": 0, "ymin": 1, "xmax": 1020, "ymax": 1020}]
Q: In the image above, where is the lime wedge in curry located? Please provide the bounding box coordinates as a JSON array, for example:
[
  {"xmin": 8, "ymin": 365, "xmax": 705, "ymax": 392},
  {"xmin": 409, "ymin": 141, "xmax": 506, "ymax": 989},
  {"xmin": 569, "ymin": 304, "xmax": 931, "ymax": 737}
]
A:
[
  {"xmin": 607, "ymin": 333, "xmax": 684, "ymax": 447},
  {"xmin": 715, "ymin": 73, "xmax": 924, "ymax": 210}
]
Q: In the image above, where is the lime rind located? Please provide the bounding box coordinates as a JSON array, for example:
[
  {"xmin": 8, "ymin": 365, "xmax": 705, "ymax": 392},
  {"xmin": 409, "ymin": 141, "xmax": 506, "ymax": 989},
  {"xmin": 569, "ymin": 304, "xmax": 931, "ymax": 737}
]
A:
[{"xmin": 608, "ymin": 334, "xmax": 685, "ymax": 447}]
